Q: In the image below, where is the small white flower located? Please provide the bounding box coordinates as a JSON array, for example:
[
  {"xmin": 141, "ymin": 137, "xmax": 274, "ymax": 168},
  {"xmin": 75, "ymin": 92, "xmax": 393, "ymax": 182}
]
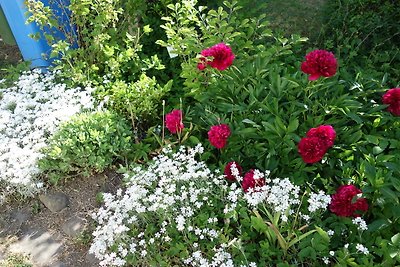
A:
[
  {"xmin": 356, "ymin": 243, "xmax": 369, "ymax": 255},
  {"xmin": 308, "ymin": 190, "xmax": 331, "ymax": 213},
  {"xmin": 352, "ymin": 217, "xmax": 368, "ymax": 231}
]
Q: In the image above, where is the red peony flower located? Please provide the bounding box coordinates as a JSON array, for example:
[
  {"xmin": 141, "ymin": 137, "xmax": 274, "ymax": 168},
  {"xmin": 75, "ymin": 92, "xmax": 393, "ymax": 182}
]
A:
[
  {"xmin": 197, "ymin": 58, "xmax": 207, "ymax": 70},
  {"xmin": 301, "ymin": 49, "xmax": 337, "ymax": 81},
  {"xmin": 208, "ymin": 124, "xmax": 231, "ymax": 149},
  {"xmin": 306, "ymin": 125, "xmax": 336, "ymax": 148},
  {"xmin": 199, "ymin": 43, "xmax": 235, "ymax": 71},
  {"xmin": 242, "ymin": 169, "xmax": 265, "ymax": 192},
  {"xmin": 329, "ymin": 185, "xmax": 368, "ymax": 217},
  {"xmin": 382, "ymin": 88, "xmax": 400, "ymax": 116},
  {"xmin": 298, "ymin": 137, "xmax": 328, "ymax": 164},
  {"xmin": 165, "ymin": 109, "xmax": 184, "ymax": 134},
  {"xmin": 224, "ymin": 161, "xmax": 243, "ymax": 181}
]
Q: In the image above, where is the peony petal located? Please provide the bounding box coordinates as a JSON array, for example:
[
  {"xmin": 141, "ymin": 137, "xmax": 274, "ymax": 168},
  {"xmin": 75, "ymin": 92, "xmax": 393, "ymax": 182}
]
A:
[{"xmin": 308, "ymin": 74, "xmax": 321, "ymax": 81}]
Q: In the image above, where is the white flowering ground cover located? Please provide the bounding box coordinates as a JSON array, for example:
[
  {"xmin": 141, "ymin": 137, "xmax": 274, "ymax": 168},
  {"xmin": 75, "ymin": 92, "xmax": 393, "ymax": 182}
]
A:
[
  {"xmin": 90, "ymin": 145, "xmax": 333, "ymax": 266},
  {"xmin": 0, "ymin": 70, "xmax": 94, "ymax": 202}
]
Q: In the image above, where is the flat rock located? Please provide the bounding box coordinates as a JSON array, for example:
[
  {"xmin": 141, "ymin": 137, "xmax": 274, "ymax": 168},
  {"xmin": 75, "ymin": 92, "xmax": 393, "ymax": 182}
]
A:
[
  {"xmin": 10, "ymin": 208, "xmax": 32, "ymax": 225},
  {"xmin": 39, "ymin": 192, "xmax": 69, "ymax": 212},
  {"xmin": 85, "ymin": 252, "xmax": 99, "ymax": 266},
  {"xmin": 61, "ymin": 217, "xmax": 86, "ymax": 237},
  {"xmin": 48, "ymin": 261, "xmax": 67, "ymax": 267},
  {"xmin": 8, "ymin": 228, "xmax": 63, "ymax": 266}
]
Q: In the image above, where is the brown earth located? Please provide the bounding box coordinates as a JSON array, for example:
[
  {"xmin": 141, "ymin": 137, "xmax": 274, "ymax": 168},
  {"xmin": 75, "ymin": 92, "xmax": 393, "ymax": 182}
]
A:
[{"xmin": 0, "ymin": 171, "xmax": 122, "ymax": 267}]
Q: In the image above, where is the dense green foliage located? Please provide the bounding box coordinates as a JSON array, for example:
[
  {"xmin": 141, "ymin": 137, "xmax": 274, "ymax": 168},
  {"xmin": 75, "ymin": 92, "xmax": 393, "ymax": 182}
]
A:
[
  {"xmin": 318, "ymin": 0, "xmax": 400, "ymax": 82},
  {"xmin": 39, "ymin": 110, "xmax": 133, "ymax": 184},
  {"xmin": 25, "ymin": 0, "xmax": 173, "ymax": 128}
]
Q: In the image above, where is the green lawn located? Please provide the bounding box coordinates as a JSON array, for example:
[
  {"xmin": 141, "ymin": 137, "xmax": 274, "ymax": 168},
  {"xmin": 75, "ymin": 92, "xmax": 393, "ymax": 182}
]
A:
[{"xmin": 264, "ymin": 0, "xmax": 326, "ymax": 40}]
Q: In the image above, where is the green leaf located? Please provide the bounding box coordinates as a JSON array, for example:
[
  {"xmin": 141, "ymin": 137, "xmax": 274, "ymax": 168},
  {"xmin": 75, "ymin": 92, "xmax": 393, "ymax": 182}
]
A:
[
  {"xmin": 368, "ymin": 219, "xmax": 389, "ymax": 232},
  {"xmin": 287, "ymin": 118, "xmax": 299, "ymax": 133},
  {"xmin": 391, "ymin": 233, "xmax": 400, "ymax": 246},
  {"xmin": 315, "ymin": 226, "xmax": 330, "ymax": 243},
  {"xmin": 298, "ymin": 247, "xmax": 316, "ymax": 260},
  {"xmin": 251, "ymin": 216, "xmax": 269, "ymax": 233},
  {"xmin": 365, "ymin": 135, "xmax": 380, "ymax": 145},
  {"xmin": 372, "ymin": 146, "xmax": 384, "ymax": 155},
  {"xmin": 380, "ymin": 187, "xmax": 399, "ymax": 204},
  {"xmin": 287, "ymin": 229, "xmax": 316, "ymax": 248}
]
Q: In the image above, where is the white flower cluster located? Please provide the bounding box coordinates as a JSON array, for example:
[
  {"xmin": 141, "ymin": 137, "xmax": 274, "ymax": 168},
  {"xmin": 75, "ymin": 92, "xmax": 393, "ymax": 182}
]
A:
[
  {"xmin": 184, "ymin": 245, "xmax": 257, "ymax": 267},
  {"xmin": 229, "ymin": 162, "xmax": 242, "ymax": 182},
  {"xmin": 244, "ymin": 177, "xmax": 301, "ymax": 222},
  {"xmin": 0, "ymin": 70, "xmax": 94, "ymax": 201},
  {"xmin": 308, "ymin": 190, "xmax": 331, "ymax": 213},
  {"xmin": 90, "ymin": 145, "xmax": 246, "ymax": 266},
  {"xmin": 355, "ymin": 243, "xmax": 369, "ymax": 255},
  {"xmin": 352, "ymin": 217, "xmax": 368, "ymax": 231}
]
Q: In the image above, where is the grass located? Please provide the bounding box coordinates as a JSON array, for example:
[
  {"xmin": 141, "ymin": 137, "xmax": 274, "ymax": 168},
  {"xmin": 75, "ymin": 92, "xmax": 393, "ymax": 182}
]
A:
[
  {"xmin": 0, "ymin": 253, "xmax": 32, "ymax": 267},
  {"xmin": 202, "ymin": 0, "xmax": 327, "ymax": 42},
  {"xmin": 264, "ymin": 0, "xmax": 326, "ymax": 41}
]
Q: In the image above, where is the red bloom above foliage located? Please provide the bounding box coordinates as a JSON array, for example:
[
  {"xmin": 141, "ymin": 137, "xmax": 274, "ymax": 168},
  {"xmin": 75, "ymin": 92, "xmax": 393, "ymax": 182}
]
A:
[
  {"xmin": 382, "ymin": 88, "xmax": 400, "ymax": 116},
  {"xmin": 208, "ymin": 124, "xmax": 231, "ymax": 149},
  {"xmin": 306, "ymin": 125, "xmax": 336, "ymax": 148},
  {"xmin": 298, "ymin": 137, "xmax": 328, "ymax": 164},
  {"xmin": 329, "ymin": 185, "xmax": 369, "ymax": 217},
  {"xmin": 198, "ymin": 43, "xmax": 235, "ymax": 71},
  {"xmin": 224, "ymin": 161, "xmax": 243, "ymax": 181},
  {"xmin": 301, "ymin": 49, "xmax": 337, "ymax": 81},
  {"xmin": 242, "ymin": 169, "xmax": 265, "ymax": 192},
  {"xmin": 197, "ymin": 59, "xmax": 207, "ymax": 71},
  {"xmin": 165, "ymin": 109, "xmax": 184, "ymax": 134}
]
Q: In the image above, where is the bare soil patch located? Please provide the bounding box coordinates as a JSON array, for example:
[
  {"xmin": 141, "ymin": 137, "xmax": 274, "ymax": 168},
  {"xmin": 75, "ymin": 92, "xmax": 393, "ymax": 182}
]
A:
[{"xmin": 0, "ymin": 171, "xmax": 122, "ymax": 267}]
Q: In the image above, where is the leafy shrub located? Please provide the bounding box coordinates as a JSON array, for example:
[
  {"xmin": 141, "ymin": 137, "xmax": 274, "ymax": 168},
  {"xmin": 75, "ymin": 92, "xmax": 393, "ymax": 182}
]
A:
[
  {"xmin": 318, "ymin": 0, "xmax": 400, "ymax": 81},
  {"xmin": 152, "ymin": 1, "xmax": 400, "ymax": 265},
  {"xmin": 39, "ymin": 110, "xmax": 133, "ymax": 184},
  {"xmin": 25, "ymin": 0, "xmax": 172, "ymax": 128}
]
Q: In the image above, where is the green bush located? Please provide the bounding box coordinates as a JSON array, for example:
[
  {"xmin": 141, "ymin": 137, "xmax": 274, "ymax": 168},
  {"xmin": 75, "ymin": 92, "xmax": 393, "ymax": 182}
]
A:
[
  {"xmin": 318, "ymin": 0, "xmax": 400, "ymax": 82},
  {"xmin": 39, "ymin": 110, "xmax": 133, "ymax": 184},
  {"xmin": 25, "ymin": 0, "xmax": 172, "ymax": 128},
  {"xmin": 154, "ymin": 1, "xmax": 400, "ymax": 265}
]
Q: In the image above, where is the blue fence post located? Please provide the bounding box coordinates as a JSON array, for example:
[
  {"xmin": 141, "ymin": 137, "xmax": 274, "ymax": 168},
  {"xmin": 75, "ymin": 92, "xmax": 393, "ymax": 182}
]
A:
[{"xmin": 0, "ymin": 0, "xmax": 75, "ymax": 69}]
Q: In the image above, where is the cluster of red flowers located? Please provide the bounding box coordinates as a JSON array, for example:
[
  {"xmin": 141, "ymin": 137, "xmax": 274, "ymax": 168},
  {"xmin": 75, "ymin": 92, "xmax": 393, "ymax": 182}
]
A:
[
  {"xmin": 329, "ymin": 185, "xmax": 368, "ymax": 217},
  {"xmin": 223, "ymin": 162, "xmax": 265, "ymax": 192},
  {"xmin": 197, "ymin": 43, "xmax": 235, "ymax": 71},
  {"xmin": 208, "ymin": 124, "xmax": 231, "ymax": 149},
  {"xmin": 301, "ymin": 49, "xmax": 338, "ymax": 81},
  {"xmin": 382, "ymin": 88, "xmax": 400, "ymax": 116},
  {"xmin": 165, "ymin": 109, "xmax": 184, "ymax": 134},
  {"xmin": 298, "ymin": 125, "xmax": 336, "ymax": 164},
  {"xmin": 224, "ymin": 161, "xmax": 369, "ymax": 216}
]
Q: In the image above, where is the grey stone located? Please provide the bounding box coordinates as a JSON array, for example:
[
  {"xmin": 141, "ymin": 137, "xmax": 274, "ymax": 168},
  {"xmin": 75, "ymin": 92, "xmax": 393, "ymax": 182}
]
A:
[
  {"xmin": 39, "ymin": 192, "xmax": 69, "ymax": 212},
  {"xmin": 85, "ymin": 252, "xmax": 99, "ymax": 266},
  {"xmin": 48, "ymin": 261, "xmax": 67, "ymax": 267},
  {"xmin": 10, "ymin": 208, "xmax": 31, "ymax": 225},
  {"xmin": 61, "ymin": 217, "xmax": 86, "ymax": 237},
  {"xmin": 8, "ymin": 229, "xmax": 63, "ymax": 266}
]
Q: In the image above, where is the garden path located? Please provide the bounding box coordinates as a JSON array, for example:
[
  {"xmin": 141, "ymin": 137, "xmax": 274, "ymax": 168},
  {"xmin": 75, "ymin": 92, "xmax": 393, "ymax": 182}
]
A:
[{"xmin": 0, "ymin": 171, "xmax": 121, "ymax": 267}]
